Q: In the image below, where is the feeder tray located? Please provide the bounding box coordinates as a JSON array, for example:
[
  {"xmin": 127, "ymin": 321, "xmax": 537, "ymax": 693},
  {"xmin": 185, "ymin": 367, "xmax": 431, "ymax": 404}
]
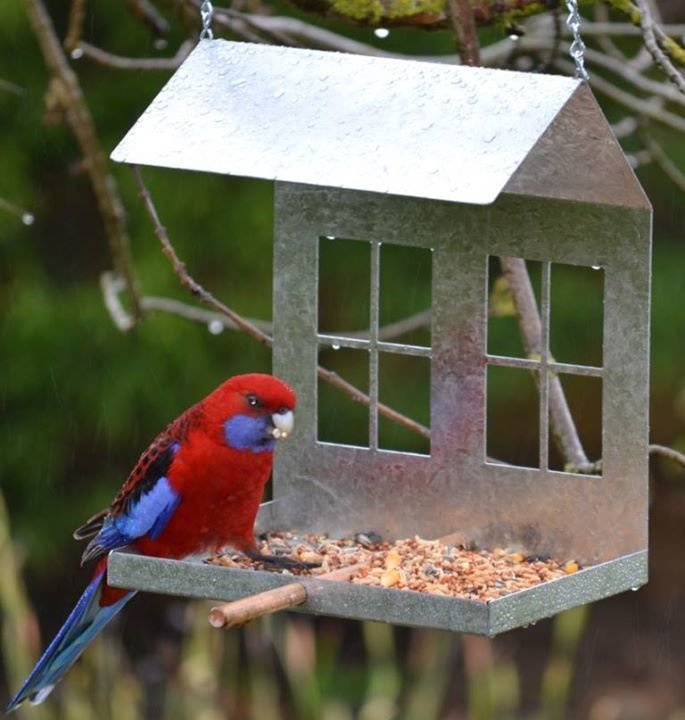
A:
[{"xmin": 109, "ymin": 40, "xmax": 651, "ymax": 633}]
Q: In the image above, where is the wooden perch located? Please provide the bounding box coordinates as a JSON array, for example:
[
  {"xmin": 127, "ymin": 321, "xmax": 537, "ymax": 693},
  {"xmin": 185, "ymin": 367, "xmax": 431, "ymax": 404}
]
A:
[
  {"xmin": 208, "ymin": 562, "xmax": 370, "ymax": 629},
  {"xmin": 208, "ymin": 532, "xmax": 472, "ymax": 629}
]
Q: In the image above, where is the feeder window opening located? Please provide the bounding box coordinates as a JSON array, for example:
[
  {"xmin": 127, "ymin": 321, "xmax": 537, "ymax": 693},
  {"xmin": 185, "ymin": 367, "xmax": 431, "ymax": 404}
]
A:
[
  {"xmin": 486, "ymin": 257, "xmax": 604, "ymax": 475},
  {"xmin": 317, "ymin": 236, "xmax": 432, "ymax": 455}
]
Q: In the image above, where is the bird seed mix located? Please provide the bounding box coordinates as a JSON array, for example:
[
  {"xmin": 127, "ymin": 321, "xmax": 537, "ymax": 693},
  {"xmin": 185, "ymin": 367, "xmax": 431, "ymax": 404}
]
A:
[{"xmin": 210, "ymin": 531, "xmax": 580, "ymax": 601}]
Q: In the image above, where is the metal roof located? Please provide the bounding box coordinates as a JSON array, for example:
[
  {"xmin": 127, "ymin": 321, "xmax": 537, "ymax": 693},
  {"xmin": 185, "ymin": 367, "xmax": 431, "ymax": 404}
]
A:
[{"xmin": 111, "ymin": 40, "xmax": 646, "ymax": 208}]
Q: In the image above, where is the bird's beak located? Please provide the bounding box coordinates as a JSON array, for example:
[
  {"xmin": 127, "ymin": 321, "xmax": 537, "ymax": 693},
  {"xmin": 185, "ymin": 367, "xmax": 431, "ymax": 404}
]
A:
[{"xmin": 271, "ymin": 410, "xmax": 294, "ymax": 440}]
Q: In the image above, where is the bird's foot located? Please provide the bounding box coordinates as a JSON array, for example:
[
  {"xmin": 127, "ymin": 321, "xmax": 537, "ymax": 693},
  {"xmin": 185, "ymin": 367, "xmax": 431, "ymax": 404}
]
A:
[{"xmin": 246, "ymin": 550, "xmax": 320, "ymax": 572}]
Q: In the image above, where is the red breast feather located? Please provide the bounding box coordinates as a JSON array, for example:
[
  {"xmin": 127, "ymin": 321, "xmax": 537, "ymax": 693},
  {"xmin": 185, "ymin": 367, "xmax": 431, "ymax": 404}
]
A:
[{"xmin": 135, "ymin": 374, "xmax": 296, "ymax": 559}]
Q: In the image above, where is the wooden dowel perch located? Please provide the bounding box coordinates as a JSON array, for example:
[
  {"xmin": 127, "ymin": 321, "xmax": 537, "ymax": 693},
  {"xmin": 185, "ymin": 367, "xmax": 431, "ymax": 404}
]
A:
[
  {"xmin": 208, "ymin": 562, "xmax": 370, "ymax": 629},
  {"xmin": 208, "ymin": 583, "xmax": 307, "ymax": 628},
  {"xmin": 208, "ymin": 532, "xmax": 471, "ymax": 629}
]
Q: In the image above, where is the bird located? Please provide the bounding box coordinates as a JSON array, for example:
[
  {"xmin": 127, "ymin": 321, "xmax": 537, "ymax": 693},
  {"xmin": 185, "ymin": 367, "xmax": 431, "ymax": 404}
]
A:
[{"xmin": 6, "ymin": 373, "xmax": 298, "ymax": 713}]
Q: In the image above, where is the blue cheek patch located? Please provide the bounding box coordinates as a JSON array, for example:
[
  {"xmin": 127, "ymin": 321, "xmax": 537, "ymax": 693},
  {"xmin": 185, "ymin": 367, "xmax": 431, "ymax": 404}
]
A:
[{"xmin": 224, "ymin": 415, "xmax": 275, "ymax": 453}]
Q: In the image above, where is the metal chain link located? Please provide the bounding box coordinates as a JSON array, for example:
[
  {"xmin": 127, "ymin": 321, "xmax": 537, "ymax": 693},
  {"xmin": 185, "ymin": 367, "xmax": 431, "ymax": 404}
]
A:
[
  {"xmin": 565, "ymin": 0, "xmax": 589, "ymax": 80},
  {"xmin": 200, "ymin": 0, "xmax": 214, "ymax": 39}
]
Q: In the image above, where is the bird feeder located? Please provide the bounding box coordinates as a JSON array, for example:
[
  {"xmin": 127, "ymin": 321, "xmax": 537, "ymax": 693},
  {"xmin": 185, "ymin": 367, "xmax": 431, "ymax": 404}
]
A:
[{"xmin": 108, "ymin": 40, "xmax": 651, "ymax": 635}]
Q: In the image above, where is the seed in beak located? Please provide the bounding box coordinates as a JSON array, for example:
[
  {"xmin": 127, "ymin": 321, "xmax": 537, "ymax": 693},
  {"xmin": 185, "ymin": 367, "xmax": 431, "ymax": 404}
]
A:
[{"xmin": 271, "ymin": 409, "xmax": 294, "ymax": 440}]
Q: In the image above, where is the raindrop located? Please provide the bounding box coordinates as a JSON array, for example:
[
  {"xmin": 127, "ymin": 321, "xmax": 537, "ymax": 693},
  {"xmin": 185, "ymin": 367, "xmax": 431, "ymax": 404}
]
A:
[
  {"xmin": 631, "ymin": 586, "xmax": 640, "ymax": 592},
  {"xmin": 591, "ymin": 263, "xmax": 601, "ymax": 270},
  {"xmin": 21, "ymin": 213, "xmax": 35, "ymax": 226},
  {"xmin": 324, "ymin": 235, "xmax": 336, "ymax": 240},
  {"xmin": 374, "ymin": 27, "xmax": 390, "ymax": 39},
  {"xmin": 208, "ymin": 320, "xmax": 224, "ymax": 335},
  {"xmin": 153, "ymin": 38, "xmax": 168, "ymax": 50},
  {"xmin": 331, "ymin": 343, "xmax": 340, "ymax": 350},
  {"xmin": 70, "ymin": 47, "xmax": 84, "ymax": 60}
]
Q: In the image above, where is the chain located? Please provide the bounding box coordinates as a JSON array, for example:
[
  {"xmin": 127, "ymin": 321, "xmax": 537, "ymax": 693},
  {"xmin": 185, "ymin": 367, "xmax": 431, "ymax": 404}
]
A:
[
  {"xmin": 200, "ymin": 0, "xmax": 214, "ymax": 39},
  {"xmin": 564, "ymin": 0, "xmax": 589, "ymax": 81}
]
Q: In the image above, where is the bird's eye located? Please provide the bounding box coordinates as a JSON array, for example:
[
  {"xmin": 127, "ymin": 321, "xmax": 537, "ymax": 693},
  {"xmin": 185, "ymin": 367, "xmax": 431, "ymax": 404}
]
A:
[{"xmin": 246, "ymin": 393, "xmax": 261, "ymax": 408}]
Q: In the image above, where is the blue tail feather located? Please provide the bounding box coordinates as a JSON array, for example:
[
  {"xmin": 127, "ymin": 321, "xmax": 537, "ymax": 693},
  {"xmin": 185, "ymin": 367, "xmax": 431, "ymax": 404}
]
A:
[{"xmin": 5, "ymin": 568, "xmax": 135, "ymax": 713}]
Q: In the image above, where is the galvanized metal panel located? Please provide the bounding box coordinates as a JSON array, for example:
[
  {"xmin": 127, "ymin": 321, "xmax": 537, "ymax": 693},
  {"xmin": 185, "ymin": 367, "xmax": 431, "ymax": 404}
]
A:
[
  {"xmin": 107, "ymin": 549, "xmax": 647, "ymax": 635},
  {"xmin": 110, "ymin": 39, "xmax": 581, "ymax": 205},
  {"xmin": 272, "ymin": 184, "xmax": 650, "ymax": 566},
  {"xmin": 504, "ymin": 84, "xmax": 651, "ymax": 209}
]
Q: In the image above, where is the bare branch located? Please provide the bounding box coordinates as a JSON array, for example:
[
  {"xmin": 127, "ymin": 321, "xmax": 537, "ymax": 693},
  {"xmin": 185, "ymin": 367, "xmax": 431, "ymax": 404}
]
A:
[
  {"xmin": 553, "ymin": 57, "xmax": 685, "ymax": 133},
  {"xmin": 575, "ymin": 21, "xmax": 685, "ymax": 36},
  {"xmin": 499, "ymin": 258, "xmax": 593, "ymax": 470},
  {"xmin": 649, "ymin": 444, "xmax": 685, "ymax": 469},
  {"xmin": 635, "ymin": 0, "xmax": 685, "ymax": 93},
  {"xmin": 125, "ymin": 0, "xmax": 171, "ymax": 37},
  {"xmin": 132, "ymin": 166, "xmax": 430, "ymax": 439},
  {"xmin": 101, "ymin": 271, "xmax": 274, "ymax": 333},
  {"xmin": 447, "ymin": 0, "xmax": 481, "ymax": 66},
  {"xmin": 0, "ymin": 197, "xmax": 34, "ymax": 225},
  {"xmin": 0, "ymin": 78, "xmax": 25, "ymax": 96},
  {"xmin": 64, "ymin": 0, "xmax": 86, "ymax": 53},
  {"xmin": 640, "ymin": 128, "xmax": 685, "ymax": 191},
  {"xmin": 506, "ymin": 35, "xmax": 685, "ymax": 107},
  {"xmin": 76, "ymin": 40, "xmax": 193, "ymax": 71},
  {"xmin": 100, "ymin": 272, "xmax": 135, "ymax": 332},
  {"xmin": 22, "ymin": 0, "xmax": 143, "ymax": 323}
]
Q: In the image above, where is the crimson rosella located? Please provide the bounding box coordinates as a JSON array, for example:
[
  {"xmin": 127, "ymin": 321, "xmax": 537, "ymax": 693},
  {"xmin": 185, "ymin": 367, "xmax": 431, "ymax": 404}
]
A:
[{"xmin": 6, "ymin": 373, "xmax": 297, "ymax": 712}]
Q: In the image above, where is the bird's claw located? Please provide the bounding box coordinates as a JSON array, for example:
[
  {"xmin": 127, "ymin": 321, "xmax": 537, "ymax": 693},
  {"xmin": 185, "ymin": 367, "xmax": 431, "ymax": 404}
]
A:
[{"xmin": 247, "ymin": 551, "xmax": 320, "ymax": 571}]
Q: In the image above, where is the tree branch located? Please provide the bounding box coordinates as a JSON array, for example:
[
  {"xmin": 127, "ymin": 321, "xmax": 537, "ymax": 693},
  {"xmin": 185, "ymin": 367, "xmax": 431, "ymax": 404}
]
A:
[
  {"xmin": 640, "ymin": 127, "xmax": 685, "ymax": 191},
  {"xmin": 447, "ymin": 0, "xmax": 481, "ymax": 65},
  {"xmin": 499, "ymin": 258, "xmax": 593, "ymax": 471},
  {"xmin": 64, "ymin": 0, "xmax": 86, "ymax": 53},
  {"xmin": 22, "ymin": 0, "xmax": 143, "ymax": 323},
  {"xmin": 650, "ymin": 443, "xmax": 685, "ymax": 469},
  {"xmin": 76, "ymin": 40, "xmax": 193, "ymax": 71},
  {"xmin": 635, "ymin": 0, "xmax": 685, "ymax": 92},
  {"xmin": 131, "ymin": 166, "xmax": 430, "ymax": 439}
]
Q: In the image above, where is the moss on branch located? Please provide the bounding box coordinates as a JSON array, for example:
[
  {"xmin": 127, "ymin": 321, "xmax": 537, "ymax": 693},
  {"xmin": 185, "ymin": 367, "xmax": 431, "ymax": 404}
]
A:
[{"xmin": 286, "ymin": 0, "xmax": 685, "ymax": 68}]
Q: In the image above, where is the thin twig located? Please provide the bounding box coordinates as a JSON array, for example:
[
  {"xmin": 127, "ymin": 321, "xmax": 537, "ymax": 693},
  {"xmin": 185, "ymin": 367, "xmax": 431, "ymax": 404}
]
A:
[
  {"xmin": 640, "ymin": 128, "xmax": 685, "ymax": 192},
  {"xmin": 132, "ymin": 166, "xmax": 430, "ymax": 439},
  {"xmin": 64, "ymin": 0, "xmax": 86, "ymax": 52},
  {"xmin": 22, "ymin": 0, "xmax": 143, "ymax": 323},
  {"xmin": 649, "ymin": 444, "xmax": 685, "ymax": 469},
  {"xmin": 0, "ymin": 197, "xmax": 34, "ymax": 224},
  {"xmin": 446, "ymin": 0, "xmax": 481, "ymax": 66},
  {"xmin": 499, "ymin": 258, "xmax": 592, "ymax": 470},
  {"xmin": 0, "ymin": 78, "xmax": 26, "ymax": 96},
  {"xmin": 125, "ymin": 0, "xmax": 171, "ymax": 37},
  {"xmin": 635, "ymin": 0, "xmax": 685, "ymax": 93},
  {"xmin": 100, "ymin": 272, "xmax": 135, "ymax": 332},
  {"xmin": 101, "ymin": 270, "xmax": 273, "ymax": 333},
  {"xmin": 76, "ymin": 40, "xmax": 193, "ymax": 71},
  {"xmin": 553, "ymin": 58, "xmax": 685, "ymax": 133},
  {"xmin": 210, "ymin": 5, "xmax": 400, "ymax": 56},
  {"xmin": 443, "ymin": 9, "xmax": 592, "ymax": 470}
]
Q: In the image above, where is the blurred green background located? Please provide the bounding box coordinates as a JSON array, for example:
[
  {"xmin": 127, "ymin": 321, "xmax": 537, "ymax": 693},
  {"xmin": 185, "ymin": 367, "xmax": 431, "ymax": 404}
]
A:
[{"xmin": 2, "ymin": 0, "xmax": 685, "ymax": 718}]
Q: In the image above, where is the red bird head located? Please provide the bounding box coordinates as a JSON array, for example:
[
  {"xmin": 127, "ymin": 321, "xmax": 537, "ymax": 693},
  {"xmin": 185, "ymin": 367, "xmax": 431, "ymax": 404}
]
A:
[{"xmin": 201, "ymin": 373, "xmax": 296, "ymax": 454}]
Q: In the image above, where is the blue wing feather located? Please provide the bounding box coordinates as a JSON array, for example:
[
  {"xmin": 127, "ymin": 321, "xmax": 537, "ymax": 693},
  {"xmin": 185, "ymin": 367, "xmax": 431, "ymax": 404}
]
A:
[
  {"xmin": 6, "ymin": 436, "xmax": 185, "ymax": 712},
  {"xmin": 5, "ymin": 567, "xmax": 134, "ymax": 712},
  {"xmin": 81, "ymin": 475, "xmax": 181, "ymax": 562}
]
